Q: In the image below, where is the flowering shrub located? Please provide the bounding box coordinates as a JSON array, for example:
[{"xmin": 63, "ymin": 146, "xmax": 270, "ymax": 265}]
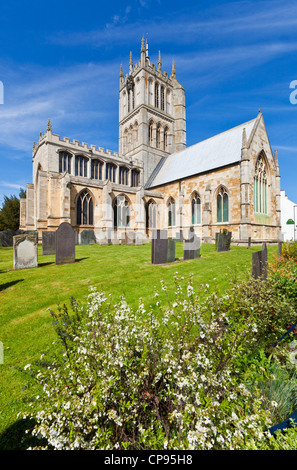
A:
[
  {"xmin": 282, "ymin": 241, "xmax": 297, "ymax": 261},
  {"xmin": 232, "ymin": 275, "xmax": 297, "ymax": 350},
  {"xmin": 22, "ymin": 275, "xmax": 273, "ymax": 450}
]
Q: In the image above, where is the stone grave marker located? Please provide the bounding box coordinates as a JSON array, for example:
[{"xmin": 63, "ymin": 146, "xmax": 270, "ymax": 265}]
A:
[
  {"xmin": 55, "ymin": 222, "xmax": 75, "ymax": 265},
  {"xmin": 167, "ymin": 238, "xmax": 176, "ymax": 262},
  {"xmin": 151, "ymin": 229, "xmax": 168, "ymax": 264},
  {"xmin": 97, "ymin": 230, "xmax": 109, "ymax": 245},
  {"xmin": 216, "ymin": 230, "xmax": 232, "ymax": 252},
  {"xmin": 184, "ymin": 228, "xmax": 201, "ymax": 260},
  {"xmin": 175, "ymin": 230, "xmax": 183, "ymax": 242},
  {"xmin": 0, "ymin": 229, "xmax": 24, "ymax": 247},
  {"xmin": 42, "ymin": 231, "xmax": 56, "ymax": 255},
  {"xmin": 126, "ymin": 231, "xmax": 135, "ymax": 245},
  {"xmin": 13, "ymin": 233, "xmax": 38, "ymax": 269},
  {"xmin": 81, "ymin": 229, "xmax": 96, "ymax": 245},
  {"xmin": 278, "ymin": 241, "xmax": 283, "ymax": 258},
  {"xmin": 135, "ymin": 232, "xmax": 145, "ymax": 245},
  {"xmin": 252, "ymin": 243, "xmax": 267, "ymax": 279}
]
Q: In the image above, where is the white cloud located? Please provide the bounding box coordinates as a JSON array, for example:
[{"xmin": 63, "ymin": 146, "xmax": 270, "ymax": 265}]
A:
[{"xmin": 0, "ymin": 60, "xmax": 119, "ymax": 153}]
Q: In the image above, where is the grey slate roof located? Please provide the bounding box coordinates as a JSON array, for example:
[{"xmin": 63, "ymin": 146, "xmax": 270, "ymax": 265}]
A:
[{"xmin": 147, "ymin": 116, "xmax": 258, "ymax": 189}]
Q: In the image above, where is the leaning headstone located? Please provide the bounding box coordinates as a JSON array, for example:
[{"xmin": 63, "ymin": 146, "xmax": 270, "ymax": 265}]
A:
[
  {"xmin": 216, "ymin": 231, "xmax": 232, "ymax": 252},
  {"xmin": 42, "ymin": 231, "xmax": 56, "ymax": 255},
  {"xmin": 278, "ymin": 241, "xmax": 283, "ymax": 258},
  {"xmin": 151, "ymin": 229, "xmax": 168, "ymax": 264},
  {"xmin": 13, "ymin": 233, "xmax": 38, "ymax": 270},
  {"xmin": 81, "ymin": 229, "xmax": 96, "ymax": 245},
  {"xmin": 184, "ymin": 228, "xmax": 201, "ymax": 260},
  {"xmin": 252, "ymin": 244, "xmax": 268, "ymax": 279},
  {"xmin": 167, "ymin": 238, "xmax": 176, "ymax": 262},
  {"xmin": 55, "ymin": 222, "xmax": 75, "ymax": 265}
]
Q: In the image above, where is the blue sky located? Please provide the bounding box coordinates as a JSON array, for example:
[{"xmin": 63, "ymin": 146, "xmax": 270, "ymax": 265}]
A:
[{"xmin": 0, "ymin": 0, "xmax": 297, "ymax": 205}]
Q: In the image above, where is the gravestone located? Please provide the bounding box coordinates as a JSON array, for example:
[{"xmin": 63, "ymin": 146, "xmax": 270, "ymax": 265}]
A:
[
  {"xmin": 151, "ymin": 229, "xmax": 168, "ymax": 264},
  {"xmin": 184, "ymin": 228, "xmax": 201, "ymax": 260},
  {"xmin": 13, "ymin": 233, "xmax": 38, "ymax": 269},
  {"xmin": 135, "ymin": 232, "xmax": 145, "ymax": 245},
  {"xmin": 55, "ymin": 222, "xmax": 75, "ymax": 265},
  {"xmin": 175, "ymin": 230, "xmax": 183, "ymax": 242},
  {"xmin": 42, "ymin": 231, "xmax": 56, "ymax": 255},
  {"xmin": 118, "ymin": 231, "xmax": 126, "ymax": 245},
  {"xmin": 126, "ymin": 231, "xmax": 135, "ymax": 245},
  {"xmin": 278, "ymin": 241, "xmax": 283, "ymax": 258},
  {"xmin": 248, "ymin": 237, "xmax": 251, "ymax": 249},
  {"xmin": 216, "ymin": 231, "xmax": 232, "ymax": 252},
  {"xmin": 167, "ymin": 238, "xmax": 176, "ymax": 262},
  {"xmin": 0, "ymin": 229, "xmax": 24, "ymax": 247},
  {"xmin": 74, "ymin": 230, "xmax": 79, "ymax": 246},
  {"xmin": 252, "ymin": 243, "xmax": 267, "ymax": 279},
  {"xmin": 81, "ymin": 229, "xmax": 96, "ymax": 245},
  {"xmin": 97, "ymin": 230, "xmax": 109, "ymax": 245}
]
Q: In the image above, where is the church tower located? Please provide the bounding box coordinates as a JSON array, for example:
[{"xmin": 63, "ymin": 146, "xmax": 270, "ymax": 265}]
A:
[{"xmin": 118, "ymin": 38, "xmax": 186, "ymax": 184}]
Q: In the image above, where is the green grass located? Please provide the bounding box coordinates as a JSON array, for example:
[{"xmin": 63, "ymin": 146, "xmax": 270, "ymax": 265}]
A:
[{"xmin": 0, "ymin": 241, "xmax": 278, "ymax": 449}]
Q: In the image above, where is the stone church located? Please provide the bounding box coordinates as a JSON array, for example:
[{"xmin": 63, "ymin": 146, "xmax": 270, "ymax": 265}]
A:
[{"xmin": 20, "ymin": 38, "xmax": 281, "ymax": 245}]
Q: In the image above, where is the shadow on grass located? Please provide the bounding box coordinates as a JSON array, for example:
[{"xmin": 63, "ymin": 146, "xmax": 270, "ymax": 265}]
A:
[
  {"xmin": 0, "ymin": 418, "xmax": 48, "ymax": 450},
  {"xmin": 0, "ymin": 279, "xmax": 24, "ymax": 292},
  {"xmin": 37, "ymin": 257, "xmax": 89, "ymax": 268}
]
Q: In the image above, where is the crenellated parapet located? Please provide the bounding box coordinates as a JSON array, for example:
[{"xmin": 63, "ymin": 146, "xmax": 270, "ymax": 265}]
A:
[{"xmin": 33, "ymin": 127, "xmax": 143, "ymax": 169}]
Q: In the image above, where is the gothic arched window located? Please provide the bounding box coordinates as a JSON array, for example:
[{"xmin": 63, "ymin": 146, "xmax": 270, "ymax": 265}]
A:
[
  {"xmin": 59, "ymin": 151, "xmax": 72, "ymax": 174},
  {"xmin": 168, "ymin": 198, "xmax": 176, "ymax": 227},
  {"xmin": 91, "ymin": 159, "xmax": 103, "ymax": 180},
  {"xmin": 191, "ymin": 193, "xmax": 201, "ymax": 225},
  {"xmin": 161, "ymin": 86, "xmax": 165, "ymax": 111},
  {"xmin": 113, "ymin": 195, "xmax": 130, "ymax": 228},
  {"xmin": 155, "ymin": 82, "xmax": 159, "ymax": 108},
  {"xmin": 75, "ymin": 155, "xmax": 88, "ymax": 177},
  {"xmin": 164, "ymin": 127, "xmax": 169, "ymax": 152},
  {"xmin": 119, "ymin": 166, "xmax": 129, "ymax": 185},
  {"xmin": 146, "ymin": 200, "xmax": 157, "ymax": 230},
  {"xmin": 76, "ymin": 190, "xmax": 93, "ymax": 226},
  {"xmin": 217, "ymin": 187, "xmax": 229, "ymax": 223},
  {"xmin": 149, "ymin": 121, "xmax": 154, "ymax": 147},
  {"xmin": 156, "ymin": 124, "xmax": 161, "ymax": 149},
  {"xmin": 131, "ymin": 169, "xmax": 140, "ymax": 187},
  {"xmin": 106, "ymin": 163, "xmax": 116, "ymax": 182},
  {"xmin": 254, "ymin": 156, "xmax": 268, "ymax": 214}
]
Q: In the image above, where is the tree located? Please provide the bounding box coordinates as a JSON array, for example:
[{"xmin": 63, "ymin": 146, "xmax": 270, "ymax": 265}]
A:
[{"xmin": 0, "ymin": 189, "xmax": 25, "ymax": 231}]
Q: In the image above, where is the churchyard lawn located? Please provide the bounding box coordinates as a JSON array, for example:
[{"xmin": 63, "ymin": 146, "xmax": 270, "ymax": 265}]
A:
[{"xmin": 0, "ymin": 242, "xmax": 278, "ymax": 449}]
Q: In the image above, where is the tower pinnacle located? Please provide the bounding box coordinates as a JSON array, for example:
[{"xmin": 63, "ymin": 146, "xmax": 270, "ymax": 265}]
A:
[
  {"xmin": 129, "ymin": 51, "xmax": 133, "ymax": 74},
  {"xmin": 158, "ymin": 50, "xmax": 162, "ymax": 71},
  {"xmin": 47, "ymin": 118, "xmax": 52, "ymax": 132},
  {"xmin": 171, "ymin": 60, "xmax": 176, "ymax": 79}
]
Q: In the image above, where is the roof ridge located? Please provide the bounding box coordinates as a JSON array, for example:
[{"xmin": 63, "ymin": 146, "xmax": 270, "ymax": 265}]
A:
[{"xmin": 167, "ymin": 116, "xmax": 258, "ymax": 159}]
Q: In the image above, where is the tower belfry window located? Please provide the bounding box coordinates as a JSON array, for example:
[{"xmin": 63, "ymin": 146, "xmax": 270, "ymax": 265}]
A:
[
  {"xmin": 155, "ymin": 82, "xmax": 159, "ymax": 108},
  {"xmin": 161, "ymin": 86, "xmax": 165, "ymax": 111},
  {"xmin": 126, "ymin": 76, "xmax": 134, "ymax": 113}
]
